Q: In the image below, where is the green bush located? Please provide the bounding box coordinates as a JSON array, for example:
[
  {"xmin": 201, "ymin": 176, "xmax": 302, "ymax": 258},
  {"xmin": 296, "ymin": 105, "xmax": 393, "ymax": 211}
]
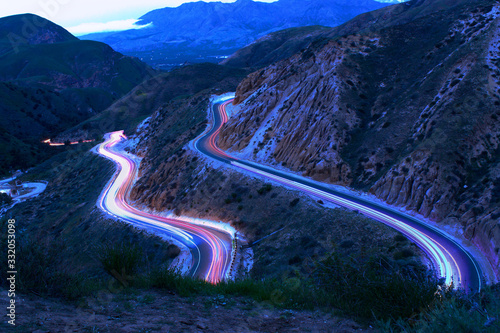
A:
[
  {"xmin": 148, "ymin": 266, "xmax": 295, "ymax": 304},
  {"xmin": 11, "ymin": 240, "xmax": 98, "ymax": 300},
  {"xmin": 394, "ymin": 234, "xmax": 408, "ymax": 242},
  {"xmin": 393, "ymin": 248, "xmax": 415, "ymax": 260},
  {"xmin": 313, "ymin": 254, "xmax": 438, "ymax": 321},
  {"xmin": 257, "ymin": 183, "xmax": 273, "ymax": 195},
  {"xmin": 149, "ymin": 267, "xmax": 206, "ymax": 296},
  {"xmin": 382, "ymin": 285, "xmax": 500, "ymax": 332},
  {"xmin": 98, "ymin": 242, "xmax": 143, "ymax": 277},
  {"xmin": 146, "ymin": 253, "xmax": 439, "ymax": 322}
]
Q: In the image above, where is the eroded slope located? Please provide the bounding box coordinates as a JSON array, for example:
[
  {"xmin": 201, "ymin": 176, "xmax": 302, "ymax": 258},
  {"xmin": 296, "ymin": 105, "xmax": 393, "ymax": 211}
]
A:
[{"xmin": 219, "ymin": 0, "xmax": 500, "ymax": 274}]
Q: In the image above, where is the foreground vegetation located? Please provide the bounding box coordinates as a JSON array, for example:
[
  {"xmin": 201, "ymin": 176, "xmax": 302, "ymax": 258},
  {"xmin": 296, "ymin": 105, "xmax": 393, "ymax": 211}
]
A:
[
  {"xmin": 3, "ymin": 236, "xmax": 498, "ymax": 331},
  {"xmin": 379, "ymin": 285, "xmax": 500, "ymax": 332}
]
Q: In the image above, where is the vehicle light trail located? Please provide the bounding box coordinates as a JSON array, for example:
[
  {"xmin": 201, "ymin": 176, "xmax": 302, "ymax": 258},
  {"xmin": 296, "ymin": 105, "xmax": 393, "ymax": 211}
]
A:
[
  {"xmin": 194, "ymin": 98, "xmax": 485, "ymax": 291},
  {"xmin": 97, "ymin": 131, "xmax": 233, "ymax": 283},
  {"xmin": 42, "ymin": 138, "xmax": 95, "ymax": 146}
]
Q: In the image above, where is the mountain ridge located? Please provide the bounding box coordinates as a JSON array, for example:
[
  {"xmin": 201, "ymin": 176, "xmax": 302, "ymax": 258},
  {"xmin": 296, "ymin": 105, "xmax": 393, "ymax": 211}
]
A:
[
  {"xmin": 0, "ymin": 13, "xmax": 77, "ymax": 54},
  {"xmin": 81, "ymin": 0, "xmax": 392, "ymax": 68},
  {"xmin": 0, "ymin": 14, "xmax": 154, "ymax": 175}
]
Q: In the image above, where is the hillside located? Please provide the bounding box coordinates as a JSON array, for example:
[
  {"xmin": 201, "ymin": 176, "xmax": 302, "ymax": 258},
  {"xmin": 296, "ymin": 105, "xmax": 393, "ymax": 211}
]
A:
[
  {"xmin": 0, "ymin": 14, "xmax": 153, "ymax": 175},
  {"xmin": 218, "ymin": 0, "xmax": 500, "ymax": 275},
  {"xmin": 4, "ymin": 1, "xmax": 500, "ymax": 330},
  {"xmin": 0, "ymin": 13, "xmax": 77, "ymax": 53},
  {"xmin": 221, "ymin": 25, "xmax": 330, "ymax": 69},
  {"xmin": 81, "ymin": 0, "xmax": 391, "ymax": 69},
  {"xmin": 1, "ymin": 62, "xmax": 426, "ymax": 332},
  {"xmin": 222, "ymin": 0, "xmax": 475, "ymax": 69},
  {"xmin": 58, "ymin": 62, "xmax": 249, "ymax": 141}
]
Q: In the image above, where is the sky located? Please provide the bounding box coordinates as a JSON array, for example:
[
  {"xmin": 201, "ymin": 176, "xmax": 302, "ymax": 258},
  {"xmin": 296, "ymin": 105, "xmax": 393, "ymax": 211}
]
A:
[{"xmin": 0, "ymin": 1, "xmax": 278, "ymax": 35}]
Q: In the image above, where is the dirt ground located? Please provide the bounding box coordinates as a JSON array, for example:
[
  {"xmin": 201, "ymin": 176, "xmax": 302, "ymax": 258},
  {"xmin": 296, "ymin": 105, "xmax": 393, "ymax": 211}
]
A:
[{"xmin": 0, "ymin": 288, "xmax": 377, "ymax": 332}]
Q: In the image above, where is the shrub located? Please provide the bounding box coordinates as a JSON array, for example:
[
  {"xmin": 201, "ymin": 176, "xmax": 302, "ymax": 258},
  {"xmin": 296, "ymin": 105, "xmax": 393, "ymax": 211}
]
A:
[
  {"xmin": 98, "ymin": 242, "xmax": 143, "ymax": 277},
  {"xmin": 257, "ymin": 183, "xmax": 273, "ymax": 195},
  {"xmin": 394, "ymin": 234, "xmax": 408, "ymax": 242},
  {"xmin": 384, "ymin": 285, "xmax": 500, "ymax": 332},
  {"xmin": 393, "ymin": 248, "xmax": 415, "ymax": 260},
  {"xmin": 7, "ymin": 239, "xmax": 99, "ymax": 300},
  {"xmin": 151, "ymin": 253, "xmax": 439, "ymax": 322},
  {"xmin": 313, "ymin": 254, "xmax": 439, "ymax": 321},
  {"xmin": 149, "ymin": 267, "xmax": 205, "ymax": 296},
  {"xmin": 0, "ymin": 192, "xmax": 12, "ymax": 206}
]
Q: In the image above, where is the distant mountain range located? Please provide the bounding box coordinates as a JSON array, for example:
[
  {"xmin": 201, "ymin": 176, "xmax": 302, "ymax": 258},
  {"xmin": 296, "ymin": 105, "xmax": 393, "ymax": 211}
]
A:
[
  {"xmin": 0, "ymin": 14, "xmax": 153, "ymax": 175},
  {"xmin": 81, "ymin": 0, "xmax": 393, "ymax": 69}
]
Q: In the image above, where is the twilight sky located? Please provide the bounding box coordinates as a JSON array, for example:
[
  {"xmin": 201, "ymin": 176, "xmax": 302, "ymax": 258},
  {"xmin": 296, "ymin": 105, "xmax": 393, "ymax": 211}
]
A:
[{"xmin": 0, "ymin": 1, "xmax": 278, "ymax": 35}]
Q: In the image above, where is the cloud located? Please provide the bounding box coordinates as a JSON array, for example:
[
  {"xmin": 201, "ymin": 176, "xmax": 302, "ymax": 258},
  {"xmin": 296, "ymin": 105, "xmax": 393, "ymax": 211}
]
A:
[{"xmin": 67, "ymin": 19, "xmax": 151, "ymax": 36}]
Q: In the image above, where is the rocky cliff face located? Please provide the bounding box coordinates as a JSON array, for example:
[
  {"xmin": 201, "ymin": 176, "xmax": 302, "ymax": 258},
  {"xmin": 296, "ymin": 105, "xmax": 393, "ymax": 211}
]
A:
[
  {"xmin": 219, "ymin": 0, "xmax": 500, "ymax": 274},
  {"xmin": 220, "ymin": 33, "xmax": 370, "ymax": 185}
]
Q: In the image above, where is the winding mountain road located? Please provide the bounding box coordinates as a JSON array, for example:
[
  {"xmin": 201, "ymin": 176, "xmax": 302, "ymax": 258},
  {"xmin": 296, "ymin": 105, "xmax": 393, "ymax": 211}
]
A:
[
  {"xmin": 0, "ymin": 177, "xmax": 47, "ymax": 215},
  {"xmin": 97, "ymin": 131, "xmax": 233, "ymax": 283},
  {"xmin": 96, "ymin": 96, "xmax": 487, "ymax": 290},
  {"xmin": 195, "ymin": 99, "xmax": 485, "ymax": 291}
]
